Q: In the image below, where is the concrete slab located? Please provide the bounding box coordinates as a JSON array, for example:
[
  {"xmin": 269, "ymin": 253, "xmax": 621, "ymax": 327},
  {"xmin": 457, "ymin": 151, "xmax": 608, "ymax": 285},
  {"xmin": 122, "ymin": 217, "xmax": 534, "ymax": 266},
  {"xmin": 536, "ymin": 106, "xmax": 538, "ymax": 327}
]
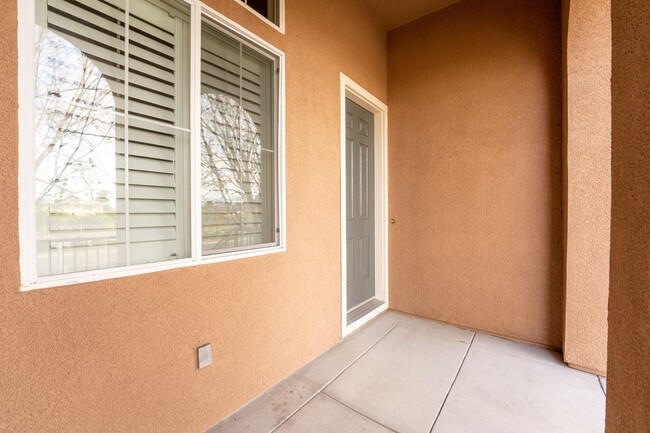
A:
[
  {"xmin": 432, "ymin": 334, "xmax": 606, "ymax": 433},
  {"xmin": 325, "ymin": 316, "xmax": 474, "ymax": 433},
  {"xmin": 207, "ymin": 312, "xmax": 397, "ymax": 433},
  {"xmin": 275, "ymin": 393, "xmax": 394, "ymax": 433}
]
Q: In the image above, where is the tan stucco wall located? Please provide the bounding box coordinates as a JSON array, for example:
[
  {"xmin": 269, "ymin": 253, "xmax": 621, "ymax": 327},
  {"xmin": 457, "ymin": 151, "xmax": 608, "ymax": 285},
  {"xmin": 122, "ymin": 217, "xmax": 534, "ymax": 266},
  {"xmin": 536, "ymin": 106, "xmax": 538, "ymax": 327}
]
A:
[
  {"xmin": 0, "ymin": 1, "xmax": 387, "ymax": 432},
  {"xmin": 607, "ymin": 0, "xmax": 650, "ymax": 430},
  {"xmin": 362, "ymin": 0, "xmax": 464, "ymax": 31},
  {"xmin": 563, "ymin": 0, "xmax": 611, "ymax": 376},
  {"xmin": 387, "ymin": 0, "xmax": 564, "ymax": 348}
]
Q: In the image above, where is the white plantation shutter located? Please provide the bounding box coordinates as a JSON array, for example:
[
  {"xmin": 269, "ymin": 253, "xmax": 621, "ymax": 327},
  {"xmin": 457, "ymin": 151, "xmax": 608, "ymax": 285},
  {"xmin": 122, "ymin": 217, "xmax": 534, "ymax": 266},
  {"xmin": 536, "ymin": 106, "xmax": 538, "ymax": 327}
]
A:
[
  {"xmin": 35, "ymin": 0, "xmax": 191, "ymax": 277},
  {"xmin": 200, "ymin": 23, "xmax": 276, "ymax": 253}
]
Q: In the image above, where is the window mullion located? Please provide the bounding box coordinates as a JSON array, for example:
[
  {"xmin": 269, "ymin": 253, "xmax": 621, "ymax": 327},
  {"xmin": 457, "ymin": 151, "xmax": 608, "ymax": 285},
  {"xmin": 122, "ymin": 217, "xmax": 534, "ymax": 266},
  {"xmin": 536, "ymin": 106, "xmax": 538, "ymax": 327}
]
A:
[
  {"xmin": 192, "ymin": 3, "xmax": 203, "ymax": 261},
  {"xmin": 124, "ymin": 0, "xmax": 131, "ymax": 267}
]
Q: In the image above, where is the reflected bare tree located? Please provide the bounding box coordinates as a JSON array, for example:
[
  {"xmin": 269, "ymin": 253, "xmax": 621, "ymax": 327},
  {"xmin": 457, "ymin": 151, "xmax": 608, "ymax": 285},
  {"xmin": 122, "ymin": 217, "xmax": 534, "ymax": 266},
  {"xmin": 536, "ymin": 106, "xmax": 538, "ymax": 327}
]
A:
[
  {"xmin": 34, "ymin": 26, "xmax": 117, "ymax": 209},
  {"xmin": 201, "ymin": 93, "xmax": 263, "ymax": 249},
  {"xmin": 34, "ymin": 26, "xmax": 120, "ymax": 276}
]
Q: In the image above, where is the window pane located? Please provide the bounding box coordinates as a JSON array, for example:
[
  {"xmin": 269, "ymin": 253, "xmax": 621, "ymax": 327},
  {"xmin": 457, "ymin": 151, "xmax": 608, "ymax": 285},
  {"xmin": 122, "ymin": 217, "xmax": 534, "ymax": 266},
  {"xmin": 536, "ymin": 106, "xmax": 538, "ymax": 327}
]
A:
[
  {"xmin": 201, "ymin": 20, "xmax": 277, "ymax": 254},
  {"xmin": 126, "ymin": 0, "xmax": 192, "ymax": 266},
  {"xmin": 35, "ymin": 0, "xmax": 191, "ymax": 277},
  {"xmin": 126, "ymin": 119, "xmax": 191, "ymax": 265},
  {"xmin": 127, "ymin": 0, "xmax": 191, "ymax": 129},
  {"xmin": 241, "ymin": 0, "xmax": 279, "ymax": 25}
]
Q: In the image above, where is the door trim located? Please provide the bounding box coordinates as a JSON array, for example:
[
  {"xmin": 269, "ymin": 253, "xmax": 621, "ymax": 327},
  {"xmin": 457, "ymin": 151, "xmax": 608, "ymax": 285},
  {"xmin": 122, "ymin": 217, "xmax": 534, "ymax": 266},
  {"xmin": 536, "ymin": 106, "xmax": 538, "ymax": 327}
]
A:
[{"xmin": 340, "ymin": 73, "xmax": 389, "ymax": 337}]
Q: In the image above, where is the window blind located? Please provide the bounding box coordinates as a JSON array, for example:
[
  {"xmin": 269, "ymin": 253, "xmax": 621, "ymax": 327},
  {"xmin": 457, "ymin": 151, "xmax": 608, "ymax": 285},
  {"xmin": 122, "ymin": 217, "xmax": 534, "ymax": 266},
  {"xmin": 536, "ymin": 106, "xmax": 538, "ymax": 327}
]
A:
[{"xmin": 35, "ymin": 0, "xmax": 191, "ymax": 277}]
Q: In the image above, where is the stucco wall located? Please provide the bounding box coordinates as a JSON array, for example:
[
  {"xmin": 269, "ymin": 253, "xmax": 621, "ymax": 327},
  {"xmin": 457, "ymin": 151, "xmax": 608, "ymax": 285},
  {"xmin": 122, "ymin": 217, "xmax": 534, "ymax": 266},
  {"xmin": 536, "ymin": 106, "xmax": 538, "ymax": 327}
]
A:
[
  {"xmin": 0, "ymin": 1, "xmax": 387, "ymax": 432},
  {"xmin": 563, "ymin": 0, "xmax": 611, "ymax": 376},
  {"xmin": 387, "ymin": 0, "xmax": 564, "ymax": 348},
  {"xmin": 607, "ymin": 0, "xmax": 650, "ymax": 430}
]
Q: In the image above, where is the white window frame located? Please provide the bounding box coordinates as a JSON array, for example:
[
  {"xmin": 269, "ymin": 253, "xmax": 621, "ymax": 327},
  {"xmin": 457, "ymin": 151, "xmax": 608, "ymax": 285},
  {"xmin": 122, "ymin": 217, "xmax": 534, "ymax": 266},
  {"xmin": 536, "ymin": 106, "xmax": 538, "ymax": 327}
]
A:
[
  {"xmin": 17, "ymin": 0, "xmax": 286, "ymax": 291},
  {"xmin": 234, "ymin": 0, "xmax": 285, "ymax": 34}
]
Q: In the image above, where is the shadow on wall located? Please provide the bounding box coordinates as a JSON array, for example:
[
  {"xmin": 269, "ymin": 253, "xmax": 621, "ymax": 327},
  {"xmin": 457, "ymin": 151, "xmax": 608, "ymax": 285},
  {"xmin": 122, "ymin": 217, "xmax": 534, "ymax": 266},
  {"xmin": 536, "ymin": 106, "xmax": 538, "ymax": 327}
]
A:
[{"xmin": 387, "ymin": 0, "xmax": 564, "ymax": 348}]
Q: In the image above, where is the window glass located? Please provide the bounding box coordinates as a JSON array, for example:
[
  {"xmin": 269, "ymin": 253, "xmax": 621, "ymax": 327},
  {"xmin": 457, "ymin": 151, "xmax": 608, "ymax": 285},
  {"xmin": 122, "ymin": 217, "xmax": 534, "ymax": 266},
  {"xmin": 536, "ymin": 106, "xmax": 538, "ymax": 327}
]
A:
[
  {"xmin": 34, "ymin": 0, "xmax": 191, "ymax": 277},
  {"xmin": 200, "ymin": 20, "xmax": 277, "ymax": 254},
  {"xmin": 241, "ymin": 0, "xmax": 279, "ymax": 26},
  {"xmin": 28, "ymin": 0, "xmax": 282, "ymax": 284}
]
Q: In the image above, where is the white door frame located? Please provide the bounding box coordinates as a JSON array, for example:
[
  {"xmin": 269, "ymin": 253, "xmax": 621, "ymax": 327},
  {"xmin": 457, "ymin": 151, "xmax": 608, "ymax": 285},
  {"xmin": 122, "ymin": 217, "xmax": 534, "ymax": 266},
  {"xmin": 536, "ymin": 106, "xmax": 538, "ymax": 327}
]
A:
[{"xmin": 340, "ymin": 73, "xmax": 389, "ymax": 337}]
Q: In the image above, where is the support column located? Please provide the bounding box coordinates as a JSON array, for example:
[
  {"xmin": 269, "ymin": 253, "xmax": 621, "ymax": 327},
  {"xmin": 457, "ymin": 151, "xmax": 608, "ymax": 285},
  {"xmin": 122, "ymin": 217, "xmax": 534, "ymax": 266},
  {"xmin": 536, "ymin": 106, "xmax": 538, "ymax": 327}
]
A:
[
  {"xmin": 607, "ymin": 0, "xmax": 650, "ymax": 430},
  {"xmin": 563, "ymin": 0, "xmax": 611, "ymax": 375}
]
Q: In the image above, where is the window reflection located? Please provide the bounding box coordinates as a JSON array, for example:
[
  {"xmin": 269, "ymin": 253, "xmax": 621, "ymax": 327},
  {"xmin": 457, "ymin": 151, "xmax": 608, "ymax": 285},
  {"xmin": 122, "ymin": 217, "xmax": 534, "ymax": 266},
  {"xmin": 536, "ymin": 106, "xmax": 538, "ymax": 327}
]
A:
[
  {"xmin": 34, "ymin": 26, "xmax": 121, "ymax": 276},
  {"xmin": 201, "ymin": 94, "xmax": 267, "ymax": 252}
]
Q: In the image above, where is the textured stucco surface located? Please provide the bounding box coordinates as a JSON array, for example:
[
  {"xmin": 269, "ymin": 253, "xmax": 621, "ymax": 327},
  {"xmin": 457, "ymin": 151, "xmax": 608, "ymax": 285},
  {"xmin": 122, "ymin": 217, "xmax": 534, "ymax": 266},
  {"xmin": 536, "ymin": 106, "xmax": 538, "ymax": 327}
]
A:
[
  {"xmin": 563, "ymin": 0, "xmax": 611, "ymax": 376},
  {"xmin": 360, "ymin": 0, "xmax": 464, "ymax": 31},
  {"xmin": 0, "ymin": 1, "xmax": 387, "ymax": 432},
  {"xmin": 607, "ymin": 0, "xmax": 650, "ymax": 430},
  {"xmin": 387, "ymin": 0, "xmax": 564, "ymax": 348}
]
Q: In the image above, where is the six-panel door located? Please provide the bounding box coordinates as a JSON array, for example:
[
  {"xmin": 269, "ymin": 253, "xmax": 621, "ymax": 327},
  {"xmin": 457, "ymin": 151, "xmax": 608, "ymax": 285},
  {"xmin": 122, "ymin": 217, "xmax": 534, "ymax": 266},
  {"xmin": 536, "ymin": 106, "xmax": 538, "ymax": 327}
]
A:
[{"xmin": 346, "ymin": 99, "xmax": 375, "ymax": 310}]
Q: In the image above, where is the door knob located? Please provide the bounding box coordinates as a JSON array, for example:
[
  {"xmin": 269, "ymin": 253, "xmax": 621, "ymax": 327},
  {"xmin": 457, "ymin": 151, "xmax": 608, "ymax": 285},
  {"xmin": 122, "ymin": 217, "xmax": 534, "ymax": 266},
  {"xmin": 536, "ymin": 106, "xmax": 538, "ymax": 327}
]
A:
[{"xmin": 390, "ymin": 219, "xmax": 396, "ymax": 224}]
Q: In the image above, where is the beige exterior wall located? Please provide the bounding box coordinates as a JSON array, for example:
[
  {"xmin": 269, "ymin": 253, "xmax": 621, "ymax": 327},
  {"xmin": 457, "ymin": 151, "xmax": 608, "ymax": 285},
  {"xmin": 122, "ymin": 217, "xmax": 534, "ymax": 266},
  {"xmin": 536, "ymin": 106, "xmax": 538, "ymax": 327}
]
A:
[
  {"xmin": 4, "ymin": 0, "xmax": 638, "ymax": 430},
  {"xmin": 608, "ymin": 0, "xmax": 650, "ymax": 430},
  {"xmin": 387, "ymin": 0, "xmax": 564, "ymax": 348},
  {"xmin": 0, "ymin": 1, "xmax": 387, "ymax": 432},
  {"xmin": 563, "ymin": 0, "xmax": 611, "ymax": 376}
]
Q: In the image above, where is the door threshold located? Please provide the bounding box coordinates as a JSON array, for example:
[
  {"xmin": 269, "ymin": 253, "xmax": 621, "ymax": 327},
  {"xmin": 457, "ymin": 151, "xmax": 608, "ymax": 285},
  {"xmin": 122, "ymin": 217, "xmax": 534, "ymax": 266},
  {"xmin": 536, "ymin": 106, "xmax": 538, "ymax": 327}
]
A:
[
  {"xmin": 347, "ymin": 297, "xmax": 376, "ymax": 313},
  {"xmin": 345, "ymin": 298, "xmax": 386, "ymax": 336}
]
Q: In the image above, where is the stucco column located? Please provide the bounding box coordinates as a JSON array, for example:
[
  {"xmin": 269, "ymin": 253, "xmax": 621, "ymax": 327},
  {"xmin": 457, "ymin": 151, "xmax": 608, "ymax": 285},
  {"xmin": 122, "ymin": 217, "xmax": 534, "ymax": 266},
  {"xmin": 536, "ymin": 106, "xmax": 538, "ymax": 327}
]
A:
[
  {"xmin": 563, "ymin": 0, "xmax": 611, "ymax": 375},
  {"xmin": 607, "ymin": 0, "xmax": 650, "ymax": 430}
]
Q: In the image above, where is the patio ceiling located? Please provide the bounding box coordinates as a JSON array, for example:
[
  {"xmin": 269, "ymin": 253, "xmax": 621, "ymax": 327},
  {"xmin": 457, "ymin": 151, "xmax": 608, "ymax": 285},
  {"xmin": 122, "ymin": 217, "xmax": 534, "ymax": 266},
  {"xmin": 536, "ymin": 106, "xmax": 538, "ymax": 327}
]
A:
[{"xmin": 363, "ymin": 0, "xmax": 464, "ymax": 30}]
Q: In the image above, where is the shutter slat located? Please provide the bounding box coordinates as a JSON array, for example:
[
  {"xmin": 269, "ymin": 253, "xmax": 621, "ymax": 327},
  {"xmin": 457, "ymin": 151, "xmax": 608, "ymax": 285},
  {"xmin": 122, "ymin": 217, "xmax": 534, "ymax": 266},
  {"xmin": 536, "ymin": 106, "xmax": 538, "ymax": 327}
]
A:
[
  {"xmin": 128, "ymin": 86, "xmax": 176, "ymax": 111},
  {"xmin": 117, "ymin": 170, "xmax": 176, "ymax": 188},
  {"xmin": 118, "ymin": 125, "xmax": 176, "ymax": 148},
  {"xmin": 130, "ymin": 240, "xmax": 178, "ymax": 264},
  {"xmin": 117, "ymin": 142, "xmax": 176, "ymax": 162},
  {"xmin": 80, "ymin": 0, "xmax": 127, "ymax": 20},
  {"xmin": 113, "ymin": 98, "xmax": 175, "ymax": 122},
  {"xmin": 129, "ymin": 43, "xmax": 175, "ymax": 71},
  {"xmin": 201, "ymin": 48, "xmax": 241, "ymax": 77},
  {"xmin": 48, "ymin": 14, "xmax": 123, "ymax": 52},
  {"xmin": 128, "ymin": 199, "xmax": 176, "ymax": 214},
  {"xmin": 129, "ymin": 28, "xmax": 176, "ymax": 58},
  {"xmin": 127, "ymin": 185, "xmax": 177, "ymax": 201},
  {"xmin": 130, "ymin": 0, "xmax": 176, "ymax": 32},
  {"xmin": 127, "ymin": 155, "xmax": 176, "ymax": 174},
  {"xmin": 49, "ymin": 30, "xmax": 124, "ymax": 68},
  {"xmin": 108, "ymin": 72, "xmax": 175, "ymax": 98},
  {"xmin": 128, "ymin": 99, "xmax": 175, "ymax": 123},
  {"xmin": 130, "ymin": 15, "xmax": 176, "ymax": 45},
  {"xmin": 201, "ymin": 72, "xmax": 263, "ymax": 107},
  {"xmin": 203, "ymin": 230, "xmax": 264, "ymax": 237},
  {"xmin": 129, "ymin": 226, "xmax": 177, "ymax": 243},
  {"xmin": 130, "ymin": 57, "xmax": 175, "ymax": 84},
  {"xmin": 49, "ymin": 0, "xmax": 126, "ymax": 37},
  {"xmin": 128, "ymin": 213, "xmax": 176, "ymax": 228}
]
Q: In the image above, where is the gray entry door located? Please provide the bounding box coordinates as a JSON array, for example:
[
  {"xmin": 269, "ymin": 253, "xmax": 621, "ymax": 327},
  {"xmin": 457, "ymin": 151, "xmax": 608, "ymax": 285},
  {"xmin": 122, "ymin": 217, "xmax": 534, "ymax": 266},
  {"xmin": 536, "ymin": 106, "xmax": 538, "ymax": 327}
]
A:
[{"xmin": 346, "ymin": 98, "xmax": 375, "ymax": 310}]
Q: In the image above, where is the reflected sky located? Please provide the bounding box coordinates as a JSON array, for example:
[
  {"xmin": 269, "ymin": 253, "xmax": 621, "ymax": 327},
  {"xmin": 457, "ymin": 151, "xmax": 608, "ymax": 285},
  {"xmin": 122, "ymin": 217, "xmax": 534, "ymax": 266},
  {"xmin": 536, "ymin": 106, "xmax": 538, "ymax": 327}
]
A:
[{"xmin": 34, "ymin": 25, "xmax": 117, "ymax": 211}]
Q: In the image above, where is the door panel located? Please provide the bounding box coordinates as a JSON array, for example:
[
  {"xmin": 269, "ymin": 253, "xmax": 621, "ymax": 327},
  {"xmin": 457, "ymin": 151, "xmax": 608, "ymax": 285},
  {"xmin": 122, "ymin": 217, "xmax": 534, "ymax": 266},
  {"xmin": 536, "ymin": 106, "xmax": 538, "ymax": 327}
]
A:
[
  {"xmin": 346, "ymin": 99, "xmax": 375, "ymax": 310},
  {"xmin": 346, "ymin": 138, "xmax": 354, "ymax": 220}
]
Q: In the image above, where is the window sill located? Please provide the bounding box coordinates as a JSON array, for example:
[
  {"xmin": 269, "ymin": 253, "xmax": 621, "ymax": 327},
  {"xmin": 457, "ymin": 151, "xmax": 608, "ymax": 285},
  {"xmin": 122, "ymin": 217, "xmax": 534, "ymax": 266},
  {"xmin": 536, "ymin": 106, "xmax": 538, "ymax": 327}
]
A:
[{"xmin": 21, "ymin": 245, "xmax": 286, "ymax": 292}]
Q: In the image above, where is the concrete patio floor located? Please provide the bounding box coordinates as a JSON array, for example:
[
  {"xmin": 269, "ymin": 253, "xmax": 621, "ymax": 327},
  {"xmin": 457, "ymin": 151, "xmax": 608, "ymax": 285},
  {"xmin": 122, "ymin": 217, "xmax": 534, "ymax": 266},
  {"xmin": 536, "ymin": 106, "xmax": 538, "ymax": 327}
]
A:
[{"xmin": 209, "ymin": 311, "xmax": 606, "ymax": 433}]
